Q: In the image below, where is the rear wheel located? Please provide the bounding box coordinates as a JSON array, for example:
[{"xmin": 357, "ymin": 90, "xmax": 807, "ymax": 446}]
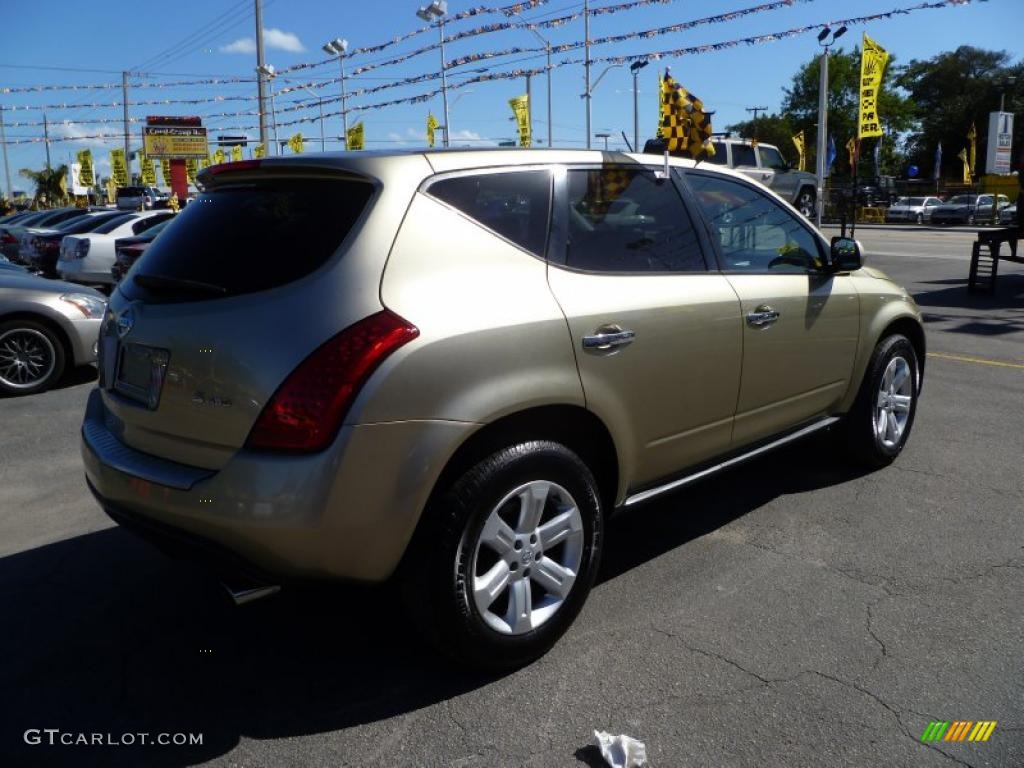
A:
[
  {"xmin": 403, "ymin": 440, "xmax": 603, "ymax": 669},
  {"xmin": 966, "ymin": 213, "xmax": 975, "ymax": 226},
  {"xmin": 796, "ymin": 189, "xmax": 815, "ymax": 219},
  {"xmin": 915, "ymin": 212, "xmax": 924, "ymax": 224},
  {"xmin": 845, "ymin": 334, "xmax": 919, "ymax": 468},
  {"xmin": 0, "ymin": 320, "xmax": 66, "ymax": 395}
]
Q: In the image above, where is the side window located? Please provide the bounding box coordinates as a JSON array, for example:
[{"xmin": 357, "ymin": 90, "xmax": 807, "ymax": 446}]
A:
[
  {"xmin": 685, "ymin": 173, "xmax": 824, "ymax": 273},
  {"xmin": 732, "ymin": 144, "xmax": 757, "ymax": 167},
  {"xmin": 133, "ymin": 215, "xmax": 171, "ymax": 235},
  {"xmin": 706, "ymin": 142, "xmax": 728, "ymax": 165},
  {"xmin": 426, "ymin": 170, "xmax": 551, "ymax": 256},
  {"xmin": 564, "ymin": 168, "xmax": 706, "ymax": 273},
  {"xmin": 758, "ymin": 146, "xmax": 786, "ymax": 170}
]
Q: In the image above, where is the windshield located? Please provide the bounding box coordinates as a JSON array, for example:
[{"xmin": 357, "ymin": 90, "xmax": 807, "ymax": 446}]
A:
[
  {"xmin": 91, "ymin": 214, "xmax": 135, "ymax": 235},
  {"xmin": 57, "ymin": 213, "xmax": 124, "ymax": 233},
  {"xmin": 948, "ymin": 196, "xmax": 972, "ymax": 204},
  {"xmin": 905, "ymin": 197, "xmax": 926, "ymax": 206}
]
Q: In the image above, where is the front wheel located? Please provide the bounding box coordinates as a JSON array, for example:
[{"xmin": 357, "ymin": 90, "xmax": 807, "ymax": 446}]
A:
[
  {"xmin": 966, "ymin": 213, "xmax": 975, "ymax": 226},
  {"xmin": 795, "ymin": 189, "xmax": 815, "ymax": 219},
  {"xmin": 403, "ymin": 441, "xmax": 603, "ymax": 669},
  {"xmin": 915, "ymin": 212, "xmax": 924, "ymax": 224},
  {"xmin": 845, "ymin": 334, "xmax": 919, "ymax": 468},
  {"xmin": 0, "ymin": 320, "xmax": 66, "ymax": 396}
]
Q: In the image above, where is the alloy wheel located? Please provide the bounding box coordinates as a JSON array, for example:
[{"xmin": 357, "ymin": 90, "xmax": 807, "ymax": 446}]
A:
[
  {"xmin": 470, "ymin": 480, "xmax": 584, "ymax": 636},
  {"xmin": 874, "ymin": 356, "xmax": 913, "ymax": 449},
  {"xmin": 0, "ymin": 328, "xmax": 56, "ymax": 389}
]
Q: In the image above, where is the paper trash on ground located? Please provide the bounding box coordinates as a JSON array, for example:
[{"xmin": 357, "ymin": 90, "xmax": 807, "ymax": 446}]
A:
[{"xmin": 593, "ymin": 730, "xmax": 648, "ymax": 768}]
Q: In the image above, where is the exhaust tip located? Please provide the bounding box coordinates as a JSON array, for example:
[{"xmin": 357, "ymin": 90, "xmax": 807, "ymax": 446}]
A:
[{"xmin": 221, "ymin": 579, "xmax": 281, "ymax": 606}]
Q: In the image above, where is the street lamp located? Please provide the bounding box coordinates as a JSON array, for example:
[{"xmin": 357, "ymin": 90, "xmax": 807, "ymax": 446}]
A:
[
  {"xmin": 629, "ymin": 60, "xmax": 649, "ymax": 152},
  {"xmin": 322, "ymin": 38, "xmax": 349, "ymax": 149},
  {"xmin": 815, "ymin": 24, "xmax": 846, "ymax": 227},
  {"xmin": 256, "ymin": 64, "xmax": 280, "ymax": 155},
  {"xmin": 416, "ymin": 1, "xmax": 450, "ymax": 148},
  {"xmin": 595, "ymin": 132, "xmax": 612, "ymax": 151},
  {"xmin": 300, "ymin": 85, "xmax": 326, "ymax": 151},
  {"xmin": 581, "ymin": 64, "xmax": 623, "ymax": 149},
  {"xmin": 512, "ymin": 9, "xmax": 553, "ymax": 148}
]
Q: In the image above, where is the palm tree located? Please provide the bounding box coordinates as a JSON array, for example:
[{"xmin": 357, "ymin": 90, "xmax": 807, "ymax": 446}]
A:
[{"xmin": 18, "ymin": 164, "xmax": 69, "ymax": 209}]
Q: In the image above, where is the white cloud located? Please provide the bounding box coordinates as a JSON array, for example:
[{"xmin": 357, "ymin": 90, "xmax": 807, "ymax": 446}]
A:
[
  {"xmin": 50, "ymin": 121, "xmax": 122, "ymax": 149},
  {"xmin": 388, "ymin": 132, "xmax": 407, "ymax": 146},
  {"xmin": 220, "ymin": 28, "xmax": 305, "ymax": 54},
  {"xmin": 449, "ymin": 129, "xmax": 496, "ymax": 147}
]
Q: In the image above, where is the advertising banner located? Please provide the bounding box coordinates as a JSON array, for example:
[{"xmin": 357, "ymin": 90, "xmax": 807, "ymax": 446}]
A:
[
  {"xmin": 857, "ymin": 33, "xmax": 890, "ymax": 139},
  {"xmin": 143, "ymin": 125, "xmax": 209, "ymax": 159},
  {"xmin": 986, "ymin": 111, "xmax": 1014, "ymax": 175}
]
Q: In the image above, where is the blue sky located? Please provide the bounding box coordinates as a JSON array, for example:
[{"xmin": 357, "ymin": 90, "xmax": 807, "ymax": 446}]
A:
[{"xmin": 1, "ymin": 0, "xmax": 1021, "ymax": 192}]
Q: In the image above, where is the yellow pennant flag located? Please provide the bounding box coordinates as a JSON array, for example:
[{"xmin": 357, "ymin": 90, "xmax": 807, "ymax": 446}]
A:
[
  {"xmin": 509, "ymin": 94, "xmax": 531, "ymax": 147},
  {"xmin": 858, "ymin": 33, "xmax": 890, "ymax": 139},
  {"xmin": 231, "ymin": 145, "xmax": 243, "ymax": 162},
  {"xmin": 846, "ymin": 137, "xmax": 859, "ymax": 170},
  {"xmin": 253, "ymin": 143, "xmax": 266, "ymax": 159},
  {"xmin": 105, "ymin": 177, "xmax": 117, "ymax": 204},
  {"xmin": 185, "ymin": 158, "xmax": 197, "ymax": 184},
  {"xmin": 966, "ymin": 123, "xmax": 977, "ymax": 174},
  {"xmin": 426, "ymin": 113, "xmax": 439, "ymax": 147},
  {"xmin": 958, "ymin": 148, "xmax": 971, "ymax": 184},
  {"xmin": 212, "ymin": 148, "xmax": 226, "ymax": 165},
  {"xmin": 76, "ymin": 149, "xmax": 94, "ymax": 186},
  {"xmin": 791, "ymin": 130, "xmax": 806, "ymax": 171},
  {"xmin": 140, "ymin": 153, "xmax": 157, "ymax": 186},
  {"xmin": 110, "ymin": 149, "xmax": 128, "ymax": 187},
  {"xmin": 346, "ymin": 122, "xmax": 364, "ymax": 150},
  {"xmin": 288, "ymin": 132, "xmax": 304, "ymax": 154},
  {"xmin": 160, "ymin": 159, "xmax": 171, "ymax": 186},
  {"xmin": 660, "ymin": 71, "xmax": 714, "ymax": 158}
]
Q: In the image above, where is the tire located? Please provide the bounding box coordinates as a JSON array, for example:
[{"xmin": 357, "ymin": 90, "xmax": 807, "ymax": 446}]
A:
[
  {"xmin": 915, "ymin": 213, "xmax": 923, "ymax": 224},
  {"xmin": 0, "ymin": 319, "xmax": 66, "ymax": 396},
  {"xmin": 845, "ymin": 334, "xmax": 919, "ymax": 469},
  {"xmin": 402, "ymin": 440, "xmax": 603, "ymax": 669},
  {"xmin": 795, "ymin": 189, "xmax": 815, "ymax": 219},
  {"xmin": 966, "ymin": 213, "xmax": 975, "ymax": 226}
]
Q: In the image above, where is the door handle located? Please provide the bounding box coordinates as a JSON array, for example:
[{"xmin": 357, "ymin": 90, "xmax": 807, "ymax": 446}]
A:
[
  {"xmin": 582, "ymin": 326, "xmax": 636, "ymax": 351},
  {"xmin": 746, "ymin": 305, "xmax": 780, "ymax": 328}
]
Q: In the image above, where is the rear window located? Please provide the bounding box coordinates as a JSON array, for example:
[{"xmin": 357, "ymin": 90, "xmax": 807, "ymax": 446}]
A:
[
  {"xmin": 92, "ymin": 214, "xmax": 136, "ymax": 234},
  {"xmin": 121, "ymin": 178, "xmax": 373, "ymax": 301},
  {"xmin": 732, "ymin": 144, "xmax": 757, "ymax": 167},
  {"xmin": 117, "ymin": 187, "xmax": 145, "ymax": 197},
  {"xmin": 705, "ymin": 142, "xmax": 727, "ymax": 165},
  {"xmin": 906, "ymin": 198, "xmax": 926, "ymax": 206},
  {"xmin": 58, "ymin": 213, "xmax": 124, "ymax": 233}
]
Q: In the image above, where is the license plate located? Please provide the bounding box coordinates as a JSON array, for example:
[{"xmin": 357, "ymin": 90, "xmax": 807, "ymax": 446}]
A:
[{"xmin": 114, "ymin": 343, "xmax": 170, "ymax": 409}]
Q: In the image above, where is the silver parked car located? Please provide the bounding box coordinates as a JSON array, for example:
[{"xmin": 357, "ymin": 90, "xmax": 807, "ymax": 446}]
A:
[
  {"xmin": 885, "ymin": 196, "xmax": 942, "ymax": 224},
  {"xmin": 999, "ymin": 203, "xmax": 1017, "ymax": 226},
  {"xmin": 0, "ymin": 271, "xmax": 106, "ymax": 395}
]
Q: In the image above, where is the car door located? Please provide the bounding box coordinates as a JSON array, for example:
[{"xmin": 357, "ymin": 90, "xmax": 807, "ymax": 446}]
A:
[
  {"xmin": 682, "ymin": 170, "xmax": 860, "ymax": 448},
  {"xmin": 546, "ymin": 165, "xmax": 743, "ymax": 488}
]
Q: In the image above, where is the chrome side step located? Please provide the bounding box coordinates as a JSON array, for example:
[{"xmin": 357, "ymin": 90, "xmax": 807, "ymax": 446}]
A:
[
  {"xmin": 623, "ymin": 416, "xmax": 841, "ymax": 508},
  {"xmin": 221, "ymin": 580, "xmax": 281, "ymax": 606}
]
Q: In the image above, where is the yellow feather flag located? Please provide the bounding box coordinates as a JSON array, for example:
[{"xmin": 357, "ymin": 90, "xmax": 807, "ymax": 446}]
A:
[
  {"xmin": 288, "ymin": 133, "xmax": 305, "ymax": 154},
  {"xmin": 185, "ymin": 158, "xmax": 197, "ymax": 184},
  {"xmin": 846, "ymin": 137, "xmax": 859, "ymax": 170},
  {"xmin": 857, "ymin": 33, "xmax": 890, "ymax": 139},
  {"xmin": 347, "ymin": 122, "xmax": 365, "ymax": 150},
  {"xmin": 109, "ymin": 149, "xmax": 128, "ymax": 187},
  {"xmin": 231, "ymin": 145, "xmax": 243, "ymax": 162},
  {"xmin": 426, "ymin": 113, "xmax": 439, "ymax": 147},
  {"xmin": 160, "ymin": 159, "xmax": 171, "ymax": 186},
  {"xmin": 966, "ymin": 122, "xmax": 977, "ymax": 174},
  {"xmin": 791, "ymin": 131, "xmax": 806, "ymax": 171},
  {"xmin": 76, "ymin": 149, "xmax": 94, "ymax": 187},
  {"xmin": 659, "ymin": 71, "xmax": 714, "ymax": 158},
  {"xmin": 211, "ymin": 148, "xmax": 226, "ymax": 165},
  {"xmin": 253, "ymin": 143, "xmax": 266, "ymax": 159},
  {"xmin": 958, "ymin": 148, "xmax": 971, "ymax": 184},
  {"xmin": 140, "ymin": 153, "xmax": 157, "ymax": 186},
  {"xmin": 509, "ymin": 94, "xmax": 531, "ymax": 147}
]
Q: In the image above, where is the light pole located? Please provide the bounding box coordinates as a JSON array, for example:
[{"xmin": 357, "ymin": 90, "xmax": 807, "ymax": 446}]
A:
[
  {"xmin": 513, "ymin": 8, "xmax": 553, "ymax": 147},
  {"xmin": 416, "ymin": 1, "xmax": 450, "ymax": 147},
  {"xmin": 815, "ymin": 24, "xmax": 846, "ymax": 227},
  {"xmin": 584, "ymin": 0, "xmax": 591, "ymax": 148},
  {"xmin": 629, "ymin": 60, "xmax": 648, "ymax": 153},
  {"xmin": 301, "ymin": 85, "xmax": 326, "ymax": 151},
  {"xmin": 256, "ymin": 64, "xmax": 279, "ymax": 155},
  {"xmin": 595, "ymin": 132, "xmax": 611, "ymax": 151},
  {"xmin": 322, "ymin": 38, "xmax": 349, "ymax": 149},
  {"xmin": 581, "ymin": 64, "xmax": 623, "ymax": 149}
]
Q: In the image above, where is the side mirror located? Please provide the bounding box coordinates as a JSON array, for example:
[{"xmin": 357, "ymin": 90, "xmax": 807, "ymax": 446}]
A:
[{"xmin": 830, "ymin": 236, "xmax": 862, "ymax": 271}]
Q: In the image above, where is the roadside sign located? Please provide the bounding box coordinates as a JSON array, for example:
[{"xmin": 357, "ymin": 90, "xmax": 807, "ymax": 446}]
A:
[
  {"xmin": 986, "ymin": 111, "xmax": 1014, "ymax": 175},
  {"xmin": 143, "ymin": 125, "xmax": 209, "ymax": 159}
]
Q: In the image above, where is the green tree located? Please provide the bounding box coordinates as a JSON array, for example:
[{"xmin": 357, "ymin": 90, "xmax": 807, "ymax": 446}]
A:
[
  {"xmin": 18, "ymin": 165, "xmax": 69, "ymax": 208},
  {"xmin": 896, "ymin": 46, "xmax": 1024, "ymax": 180},
  {"xmin": 782, "ymin": 46, "xmax": 914, "ymax": 177}
]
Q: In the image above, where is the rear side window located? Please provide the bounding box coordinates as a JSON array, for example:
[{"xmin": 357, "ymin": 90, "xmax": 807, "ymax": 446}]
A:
[
  {"xmin": 706, "ymin": 142, "xmax": 727, "ymax": 165},
  {"xmin": 564, "ymin": 168, "xmax": 705, "ymax": 273},
  {"xmin": 121, "ymin": 178, "xmax": 373, "ymax": 301},
  {"xmin": 731, "ymin": 144, "xmax": 757, "ymax": 167},
  {"xmin": 117, "ymin": 187, "xmax": 144, "ymax": 197},
  {"xmin": 93, "ymin": 214, "xmax": 135, "ymax": 234},
  {"xmin": 426, "ymin": 170, "xmax": 551, "ymax": 257},
  {"xmin": 132, "ymin": 214, "xmax": 172, "ymax": 234}
]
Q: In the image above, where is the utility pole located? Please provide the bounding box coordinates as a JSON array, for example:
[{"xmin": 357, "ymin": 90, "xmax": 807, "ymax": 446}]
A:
[
  {"xmin": 815, "ymin": 26, "xmax": 846, "ymax": 227},
  {"xmin": 438, "ymin": 16, "xmax": 450, "ymax": 147},
  {"xmin": 121, "ymin": 71, "xmax": 130, "ymax": 176},
  {"xmin": 584, "ymin": 0, "xmax": 591, "ymax": 149},
  {"xmin": 746, "ymin": 106, "xmax": 769, "ymax": 120},
  {"xmin": 43, "ymin": 112, "xmax": 51, "ymax": 169},
  {"xmin": 525, "ymin": 73, "xmax": 533, "ymax": 145},
  {"xmin": 0, "ymin": 104, "xmax": 11, "ymax": 197},
  {"xmin": 630, "ymin": 60, "xmax": 649, "ymax": 153},
  {"xmin": 255, "ymin": 0, "xmax": 269, "ymax": 150},
  {"xmin": 545, "ymin": 42, "xmax": 552, "ymax": 147}
]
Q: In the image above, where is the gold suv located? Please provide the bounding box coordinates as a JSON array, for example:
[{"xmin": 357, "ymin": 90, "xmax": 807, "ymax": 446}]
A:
[{"xmin": 82, "ymin": 150, "xmax": 924, "ymax": 668}]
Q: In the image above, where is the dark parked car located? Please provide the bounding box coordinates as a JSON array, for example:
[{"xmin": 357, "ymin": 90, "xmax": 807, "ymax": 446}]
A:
[
  {"xmin": 931, "ymin": 194, "xmax": 1011, "ymax": 226},
  {"xmin": 25, "ymin": 211, "xmax": 132, "ymax": 277},
  {"xmin": 110, "ymin": 218, "xmax": 173, "ymax": 283},
  {"xmin": 11, "ymin": 208, "xmax": 105, "ymax": 264}
]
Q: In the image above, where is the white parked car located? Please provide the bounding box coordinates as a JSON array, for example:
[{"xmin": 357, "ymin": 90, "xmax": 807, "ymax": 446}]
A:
[
  {"xmin": 58, "ymin": 212, "xmax": 174, "ymax": 286},
  {"xmin": 885, "ymin": 196, "xmax": 942, "ymax": 224}
]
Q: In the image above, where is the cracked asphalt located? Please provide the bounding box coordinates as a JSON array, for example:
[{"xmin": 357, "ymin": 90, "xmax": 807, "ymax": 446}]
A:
[{"xmin": 1, "ymin": 227, "xmax": 1021, "ymax": 767}]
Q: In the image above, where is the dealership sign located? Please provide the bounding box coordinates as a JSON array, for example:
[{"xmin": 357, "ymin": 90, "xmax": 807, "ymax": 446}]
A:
[
  {"xmin": 986, "ymin": 111, "xmax": 1014, "ymax": 175},
  {"xmin": 143, "ymin": 116, "xmax": 208, "ymax": 159}
]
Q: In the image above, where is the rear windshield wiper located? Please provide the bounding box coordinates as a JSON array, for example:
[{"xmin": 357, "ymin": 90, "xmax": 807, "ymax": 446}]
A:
[{"xmin": 132, "ymin": 273, "xmax": 228, "ymax": 295}]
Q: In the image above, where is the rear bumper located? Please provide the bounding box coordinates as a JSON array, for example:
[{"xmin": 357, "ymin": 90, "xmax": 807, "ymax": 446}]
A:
[{"xmin": 81, "ymin": 388, "xmax": 475, "ymax": 582}]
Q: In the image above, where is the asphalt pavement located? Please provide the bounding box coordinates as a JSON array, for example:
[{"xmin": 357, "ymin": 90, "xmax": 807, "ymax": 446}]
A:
[{"xmin": 1, "ymin": 226, "xmax": 1021, "ymax": 767}]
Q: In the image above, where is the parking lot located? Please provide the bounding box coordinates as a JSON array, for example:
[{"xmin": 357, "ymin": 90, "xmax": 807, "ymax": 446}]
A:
[{"xmin": 1, "ymin": 226, "xmax": 1021, "ymax": 767}]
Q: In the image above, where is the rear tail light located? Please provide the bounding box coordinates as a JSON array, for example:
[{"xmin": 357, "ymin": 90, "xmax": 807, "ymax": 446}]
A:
[
  {"xmin": 245, "ymin": 310, "xmax": 419, "ymax": 453},
  {"xmin": 75, "ymin": 240, "xmax": 90, "ymax": 260},
  {"xmin": 1, "ymin": 232, "xmax": 15, "ymax": 244}
]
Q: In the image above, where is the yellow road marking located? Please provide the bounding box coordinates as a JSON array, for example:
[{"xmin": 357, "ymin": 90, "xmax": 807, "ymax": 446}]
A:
[{"xmin": 928, "ymin": 351, "xmax": 1024, "ymax": 370}]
